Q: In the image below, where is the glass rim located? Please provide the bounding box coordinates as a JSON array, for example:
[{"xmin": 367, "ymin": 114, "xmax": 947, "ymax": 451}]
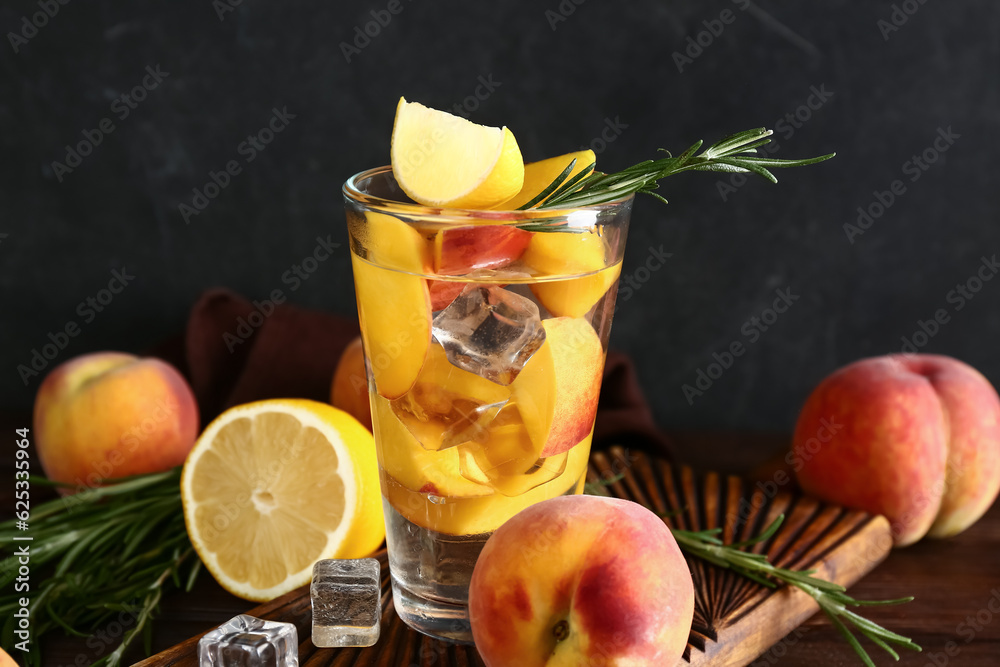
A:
[{"xmin": 342, "ymin": 165, "xmax": 634, "ymax": 222}]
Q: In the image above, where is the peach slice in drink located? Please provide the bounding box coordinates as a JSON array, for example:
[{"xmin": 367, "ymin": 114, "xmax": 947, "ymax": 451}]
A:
[
  {"xmin": 385, "ymin": 438, "xmax": 592, "ymax": 536},
  {"xmin": 457, "ymin": 408, "xmax": 578, "ymax": 498},
  {"xmin": 522, "ymin": 231, "xmax": 621, "ymax": 318},
  {"xmin": 494, "ymin": 149, "xmax": 596, "ymax": 210},
  {"xmin": 352, "ymin": 212, "xmax": 433, "ymax": 399},
  {"xmin": 484, "ymin": 451, "xmax": 571, "ymax": 498},
  {"xmin": 456, "ymin": 404, "xmax": 570, "ymax": 497},
  {"xmin": 432, "ymin": 225, "xmax": 532, "ymax": 275},
  {"xmin": 428, "ymin": 279, "xmax": 468, "ymax": 312},
  {"xmin": 427, "ymin": 226, "xmax": 532, "ymax": 311},
  {"xmin": 371, "ymin": 392, "xmax": 493, "ymax": 500},
  {"xmin": 390, "ymin": 344, "xmax": 511, "ymax": 451},
  {"xmin": 511, "ymin": 316, "xmax": 605, "ymax": 457}
]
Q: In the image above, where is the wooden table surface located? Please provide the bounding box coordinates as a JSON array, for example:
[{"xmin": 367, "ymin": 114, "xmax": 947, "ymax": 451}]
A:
[{"xmin": 2, "ymin": 411, "xmax": 998, "ymax": 666}]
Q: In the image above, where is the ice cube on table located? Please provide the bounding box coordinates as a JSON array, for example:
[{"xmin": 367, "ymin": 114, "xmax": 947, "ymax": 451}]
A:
[
  {"xmin": 311, "ymin": 558, "xmax": 382, "ymax": 648},
  {"xmin": 432, "ymin": 285, "xmax": 546, "ymax": 386},
  {"xmin": 198, "ymin": 615, "xmax": 297, "ymax": 667}
]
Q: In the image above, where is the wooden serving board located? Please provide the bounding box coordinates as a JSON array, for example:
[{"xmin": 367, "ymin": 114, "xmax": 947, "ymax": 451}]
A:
[{"xmin": 137, "ymin": 446, "xmax": 892, "ymax": 667}]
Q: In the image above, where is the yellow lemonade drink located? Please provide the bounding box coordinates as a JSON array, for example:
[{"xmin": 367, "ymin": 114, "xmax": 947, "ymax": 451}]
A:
[
  {"xmin": 345, "ymin": 166, "xmax": 632, "ymax": 642},
  {"xmin": 344, "ymin": 90, "xmax": 836, "ymax": 646}
]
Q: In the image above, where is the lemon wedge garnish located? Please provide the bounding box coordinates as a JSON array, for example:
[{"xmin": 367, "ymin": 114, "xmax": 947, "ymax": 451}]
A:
[{"xmin": 391, "ymin": 97, "xmax": 524, "ymax": 209}]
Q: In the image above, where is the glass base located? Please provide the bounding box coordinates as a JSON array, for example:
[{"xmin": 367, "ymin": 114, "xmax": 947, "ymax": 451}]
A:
[
  {"xmin": 382, "ymin": 499, "xmax": 486, "ymax": 644},
  {"xmin": 390, "ymin": 576, "xmax": 475, "ymax": 644}
]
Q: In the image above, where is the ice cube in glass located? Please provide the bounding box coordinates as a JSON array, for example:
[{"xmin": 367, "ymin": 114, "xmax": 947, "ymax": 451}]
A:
[{"xmin": 432, "ymin": 285, "xmax": 545, "ymax": 386}]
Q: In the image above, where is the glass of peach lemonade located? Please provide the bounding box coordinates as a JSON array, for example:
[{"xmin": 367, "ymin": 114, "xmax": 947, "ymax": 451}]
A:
[{"xmin": 344, "ymin": 164, "xmax": 631, "ymax": 642}]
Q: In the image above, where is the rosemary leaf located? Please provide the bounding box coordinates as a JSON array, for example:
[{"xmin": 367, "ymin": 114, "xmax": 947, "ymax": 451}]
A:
[
  {"xmin": 542, "ymin": 161, "xmax": 597, "ymax": 204},
  {"xmin": 527, "ymin": 127, "xmax": 834, "ymax": 211},
  {"xmin": 516, "ymin": 158, "xmax": 577, "ymax": 210},
  {"xmin": 673, "ymin": 514, "xmax": 921, "ymax": 666},
  {"xmin": 0, "ymin": 467, "xmax": 198, "ymax": 667}
]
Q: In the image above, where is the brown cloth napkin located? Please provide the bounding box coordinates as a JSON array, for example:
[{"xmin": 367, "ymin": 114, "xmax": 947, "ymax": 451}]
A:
[{"xmin": 157, "ymin": 288, "xmax": 673, "ymax": 459}]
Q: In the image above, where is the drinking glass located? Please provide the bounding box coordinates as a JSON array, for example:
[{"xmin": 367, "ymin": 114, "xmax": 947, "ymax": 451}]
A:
[{"xmin": 344, "ymin": 166, "xmax": 632, "ymax": 643}]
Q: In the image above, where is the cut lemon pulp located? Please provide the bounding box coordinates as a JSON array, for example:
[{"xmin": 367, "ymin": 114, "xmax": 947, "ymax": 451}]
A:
[
  {"xmin": 181, "ymin": 399, "xmax": 384, "ymax": 602},
  {"xmin": 391, "ymin": 97, "xmax": 524, "ymax": 209}
]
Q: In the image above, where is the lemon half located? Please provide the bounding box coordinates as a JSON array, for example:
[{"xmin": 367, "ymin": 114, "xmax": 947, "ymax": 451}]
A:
[{"xmin": 181, "ymin": 399, "xmax": 384, "ymax": 601}]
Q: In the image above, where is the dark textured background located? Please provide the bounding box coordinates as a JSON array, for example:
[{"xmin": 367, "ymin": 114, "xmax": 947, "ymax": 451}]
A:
[{"xmin": 2, "ymin": 0, "xmax": 998, "ymax": 432}]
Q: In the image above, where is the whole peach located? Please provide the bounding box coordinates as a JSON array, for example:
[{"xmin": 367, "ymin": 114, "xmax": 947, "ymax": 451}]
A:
[
  {"xmin": 34, "ymin": 352, "xmax": 199, "ymax": 489},
  {"xmin": 330, "ymin": 335, "xmax": 372, "ymax": 431},
  {"xmin": 469, "ymin": 495, "xmax": 694, "ymax": 667},
  {"xmin": 792, "ymin": 354, "xmax": 1000, "ymax": 546}
]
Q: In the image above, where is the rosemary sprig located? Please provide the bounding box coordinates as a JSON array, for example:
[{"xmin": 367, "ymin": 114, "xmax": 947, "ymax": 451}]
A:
[
  {"xmin": 533, "ymin": 128, "xmax": 834, "ymax": 209},
  {"xmin": 0, "ymin": 469, "xmax": 198, "ymax": 667},
  {"xmin": 672, "ymin": 515, "xmax": 921, "ymax": 666}
]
